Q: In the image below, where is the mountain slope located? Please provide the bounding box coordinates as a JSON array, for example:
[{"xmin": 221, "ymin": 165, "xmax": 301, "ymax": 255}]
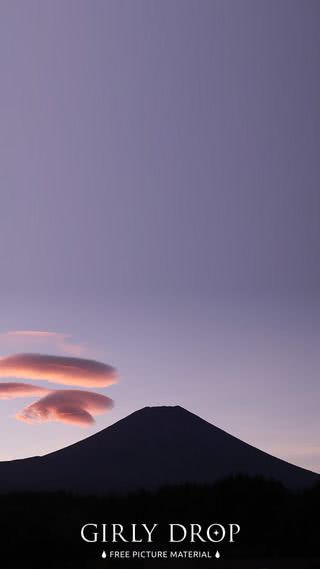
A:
[{"xmin": 0, "ymin": 405, "xmax": 318, "ymax": 493}]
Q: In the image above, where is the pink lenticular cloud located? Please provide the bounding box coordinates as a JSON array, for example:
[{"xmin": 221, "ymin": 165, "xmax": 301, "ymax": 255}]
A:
[
  {"xmin": 0, "ymin": 353, "xmax": 117, "ymax": 387},
  {"xmin": 16, "ymin": 389, "xmax": 113, "ymax": 426},
  {"xmin": 0, "ymin": 350, "xmax": 118, "ymax": 427},
  {"xmin": 1, "ymin": 330, "xmax": 87, "ymax": 357},
  {"xmin": 6, "ymin": 330, "xmax": 62, "ymax": 338},
  {"xmin": 0, "ymin": 382, "xmax": 49, "ymax": 399}
]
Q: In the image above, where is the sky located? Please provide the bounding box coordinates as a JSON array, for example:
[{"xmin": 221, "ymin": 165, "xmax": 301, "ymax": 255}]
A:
[{"xmin": 0, "ymin": 0, "xmax": 319, "ymax": 472}]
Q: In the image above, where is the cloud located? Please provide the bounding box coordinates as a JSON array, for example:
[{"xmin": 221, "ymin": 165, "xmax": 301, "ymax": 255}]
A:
[
  {"xmin": 0, "ymin": 330, "xmax": 87, "ymax": 357},
  {"xmin": 0, "ymin": 349, "xmax": 118, "ymax": 428},
  {"xmin": 0, "ymin": 353, "xmax": 117, "ymax": 387},
  {"xmin": 16, "ymin": 389, "xmax": 113, "ymax": 426},
  {"xmin": 0, "ymin": 382, "xmax": 49, "ymax": 399}
]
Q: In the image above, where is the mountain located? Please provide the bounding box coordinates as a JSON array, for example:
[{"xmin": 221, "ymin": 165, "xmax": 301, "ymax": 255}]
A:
[{"xmin": 0, "ymin": 405, "xmax": 318, "ymax": 493}]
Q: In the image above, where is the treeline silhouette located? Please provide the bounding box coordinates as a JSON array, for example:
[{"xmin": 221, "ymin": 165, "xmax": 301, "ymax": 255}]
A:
[{"xmin": 0, "ymin": 475, "xmax": 319, "ymax": 568}]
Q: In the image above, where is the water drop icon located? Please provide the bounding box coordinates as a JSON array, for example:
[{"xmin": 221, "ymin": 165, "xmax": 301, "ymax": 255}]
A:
[
  {"xmin": 102, "ymin": 550, "xmax": 107, "ymax": 559},
  {"xmin": 215, "ymin": 550, "xmax": 220, "ymax": 559}
]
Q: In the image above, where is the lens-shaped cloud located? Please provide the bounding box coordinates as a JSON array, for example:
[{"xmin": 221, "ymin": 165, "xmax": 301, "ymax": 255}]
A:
[
  {"xmin": 0, "ymin": 330, "xmax": 87, "ymax": 357},
  {"xmin": 0, "ymin": 382, "xmax": 49, "ymax": 399},
  {"xmin": 0, "ymin": 353, "xmax": 117, "ymax": 387},
  {"xmin": 16, "ymin": 389, "xmax": 114, "ymax": 426}
]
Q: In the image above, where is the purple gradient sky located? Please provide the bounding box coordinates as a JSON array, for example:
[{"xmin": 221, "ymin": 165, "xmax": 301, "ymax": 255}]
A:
[{"xmin": 0, "ymin": 1, "xmax": 319, "ymax": 471}]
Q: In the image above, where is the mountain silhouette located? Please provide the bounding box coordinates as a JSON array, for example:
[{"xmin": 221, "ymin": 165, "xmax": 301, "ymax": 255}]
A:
[{"xmin": 0, "ymin": 405, "xmax": 318, "ymax": 493}]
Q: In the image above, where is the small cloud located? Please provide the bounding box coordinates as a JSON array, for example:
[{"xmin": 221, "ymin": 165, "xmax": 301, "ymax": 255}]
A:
[
  {"xmin": 1, "ymin": 330, "xmax": 87, "ymax": 357},
  {"xmin": 0, "ymin": 353, "xmax": 118, "ymax": 387},
  {"xmin": 16, "ymin": 389, "xmax": 114, "ymax": 426},
  {"xmin": 0, "ymin": 382, "xmax": 49, "ymax": 399}
]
